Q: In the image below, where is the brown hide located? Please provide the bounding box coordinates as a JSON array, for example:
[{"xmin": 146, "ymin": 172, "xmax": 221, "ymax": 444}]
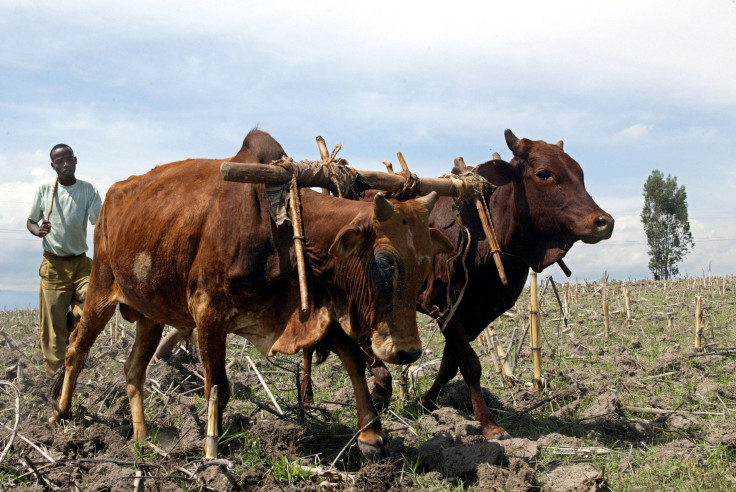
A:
[{"xmin": 51, "ymin": 129, "xmax": 453, "ymax": 460}]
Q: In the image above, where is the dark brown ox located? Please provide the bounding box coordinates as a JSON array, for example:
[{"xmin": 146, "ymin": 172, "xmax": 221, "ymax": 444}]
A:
[
  {"xmin": 302, "ymin": 130, "xmax": 614, "ymax": 439},
  {"xmin": 49, "ymin": 129, "xmax": 454, "ymax": 459}
]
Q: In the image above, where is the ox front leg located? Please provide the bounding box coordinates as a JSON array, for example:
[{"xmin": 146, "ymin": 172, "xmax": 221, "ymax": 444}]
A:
[
  {"xmin": 323, "ymin": 325, "xmax": 386, "ymax": 461},
  {"xmin": 124, "ymin": 318, "xmax": 165, "ymax": 442},
  {"xmin": 361, "ymin": 340, "xmax": 392, "ymax": 411}
]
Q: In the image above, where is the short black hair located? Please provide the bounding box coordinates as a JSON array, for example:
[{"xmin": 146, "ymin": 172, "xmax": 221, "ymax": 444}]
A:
[{"xmin": 50, "ymin": 144, "xmax": 73, "ymax": 160}]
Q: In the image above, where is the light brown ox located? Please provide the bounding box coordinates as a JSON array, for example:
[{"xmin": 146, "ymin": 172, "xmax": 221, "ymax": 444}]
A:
[{"xmin": 49, "ymin": 129, "xmax": 453, "ymax": 459}]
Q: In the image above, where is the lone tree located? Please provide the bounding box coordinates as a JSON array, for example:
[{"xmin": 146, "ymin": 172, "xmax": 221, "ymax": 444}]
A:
[{"xmin": 641, "ymin": 170, "xmax": 694, "ymax": 280}]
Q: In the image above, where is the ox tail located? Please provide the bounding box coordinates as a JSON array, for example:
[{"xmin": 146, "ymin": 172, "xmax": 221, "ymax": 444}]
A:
[
  {"xmin": 49, "ymin": 355, "xmax": 87, "ymax": 404},
  {"xmin": 49, "ymin": 366, "xmax": 66, "ymax": 401}
]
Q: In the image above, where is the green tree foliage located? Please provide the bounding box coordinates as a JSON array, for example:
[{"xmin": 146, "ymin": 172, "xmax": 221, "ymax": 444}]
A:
[{"xmin": 641, "ymin": 170, "xmax": 694, "ymax": 280}]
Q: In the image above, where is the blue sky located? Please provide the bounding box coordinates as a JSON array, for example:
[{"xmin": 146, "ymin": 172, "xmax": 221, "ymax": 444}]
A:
[{"xmin": 2, "ymin": 0, "xmax": 735, "ymax": 309}]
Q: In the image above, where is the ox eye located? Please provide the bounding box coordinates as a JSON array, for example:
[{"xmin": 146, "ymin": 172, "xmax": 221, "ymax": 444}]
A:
[
  {"xmin": 370, "ymin": 253, "xmax": 396, "ymax": 302},
  {"xmin": 536, "ymin": 169, "xmax": 552, "ymax": 181}
]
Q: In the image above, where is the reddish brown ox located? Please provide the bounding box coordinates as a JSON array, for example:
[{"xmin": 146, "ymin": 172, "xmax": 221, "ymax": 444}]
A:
[
  {"xmin": 49, "ymin": 129, "xmax": 453, "ymax": 459},
  {"xmin": 302, "ymin": 130, "xmax": 614, "ymax": 439}
]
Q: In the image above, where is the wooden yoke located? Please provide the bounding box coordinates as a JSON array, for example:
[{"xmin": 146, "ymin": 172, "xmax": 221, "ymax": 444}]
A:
[
  {"xmin": 220, "ymin": 161, "xmax": 480, "ymax": 198},
  {"xmin": 221, "ymin": 151, "xmax": 574, "ymax": 280}
]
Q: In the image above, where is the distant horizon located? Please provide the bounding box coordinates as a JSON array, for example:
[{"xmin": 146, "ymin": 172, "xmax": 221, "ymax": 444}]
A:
[{"xmin": 4, "ymin": 269, "xmax": 732, "ymax": 312}]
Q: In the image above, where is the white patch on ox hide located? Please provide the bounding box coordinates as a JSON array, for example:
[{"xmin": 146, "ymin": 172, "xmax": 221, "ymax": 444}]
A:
[{"xmin": 133, "ymin": 253, "xmax": 152, "ymax": 282}]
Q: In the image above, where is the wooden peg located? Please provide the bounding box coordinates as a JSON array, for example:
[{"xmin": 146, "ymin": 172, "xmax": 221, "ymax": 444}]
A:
[{"xmin": 396, "ymin": 152, "xmax": 410, "ymax": 174}]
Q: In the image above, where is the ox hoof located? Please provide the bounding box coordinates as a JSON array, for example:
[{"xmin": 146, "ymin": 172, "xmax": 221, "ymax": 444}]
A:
[
  {"xmin": 485, "ymin": 427, "xmax": 512, "ymax": 441},
  {"xmin": 48, "ymin": 412, "xmax": 70, "ymax": 427},
  {"xmin": 358, "ymin": 437, "xmax": 388, "ymax": 461}
]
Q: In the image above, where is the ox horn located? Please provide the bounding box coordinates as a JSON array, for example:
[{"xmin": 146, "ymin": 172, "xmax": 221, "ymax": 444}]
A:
[
  {"xmin": 416, "ymin": 191, "xmax": 439, "ymax": 213},
  {"xmin": 504, "ymin": 129, "xmax": 521, "ymax": 153},
  {"xmin": 373, "ymin": 193, "xmax": 394, "ymax": 222},
  {"xmin": 556, "ymin": 140, "xmax": 564, "ymax": 150}
]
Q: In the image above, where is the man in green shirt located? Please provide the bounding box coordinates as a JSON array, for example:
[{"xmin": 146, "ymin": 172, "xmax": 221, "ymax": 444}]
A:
[{"xmin": 27, "ymin": 144, "xmax": 102, "ymax": 375}]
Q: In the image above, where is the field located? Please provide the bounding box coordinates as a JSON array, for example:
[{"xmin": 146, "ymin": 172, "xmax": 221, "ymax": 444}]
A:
[{"xmin": 0, "ymin": 274, "xmax": 735, "ymax": 491}]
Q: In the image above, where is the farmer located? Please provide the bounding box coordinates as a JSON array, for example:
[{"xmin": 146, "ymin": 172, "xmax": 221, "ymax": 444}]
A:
[{"xmin": 27, "ymin": 144, "xmax": 102, "ymax": 375}]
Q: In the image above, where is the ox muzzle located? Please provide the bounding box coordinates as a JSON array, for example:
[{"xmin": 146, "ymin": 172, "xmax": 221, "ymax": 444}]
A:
[
  {"xmin": 580, "ymin": 212, "xmax": 615, "ymax": 244},
  {"xmin": 370, "ymin": 323, "xmax": 422, "ymax": 365}
]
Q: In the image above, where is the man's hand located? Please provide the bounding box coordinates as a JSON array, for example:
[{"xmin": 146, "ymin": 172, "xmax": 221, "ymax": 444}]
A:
[
  {"xmin": 38, "ymin": 219, "xmax": 51, "ymax": 237},
  {"xmin": 27, "ymin": 218, "xmax": 51, "ymax": 238}
]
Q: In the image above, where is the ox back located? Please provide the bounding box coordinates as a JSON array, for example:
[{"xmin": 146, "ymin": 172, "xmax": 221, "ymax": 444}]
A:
[{"xmin": 49, "ymin": 129, "xmax": 454, "ymax": 460}]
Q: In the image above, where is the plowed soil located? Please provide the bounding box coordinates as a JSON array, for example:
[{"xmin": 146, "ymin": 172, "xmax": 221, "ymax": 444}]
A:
[{"xmin": 1, "ymin": 275, "xmax": 735, "ymax": 490}]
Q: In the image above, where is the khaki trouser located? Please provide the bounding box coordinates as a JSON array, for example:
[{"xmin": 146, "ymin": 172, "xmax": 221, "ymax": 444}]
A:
[{"xmin": 38, "ymin": 254, "xmax": 92, "ymax": 375}]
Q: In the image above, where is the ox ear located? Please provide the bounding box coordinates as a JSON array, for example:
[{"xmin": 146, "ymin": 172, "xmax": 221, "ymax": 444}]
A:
[
  {"xmin": 430, "ymin": 228, "xmax": 455, "ymax": 256},
  {"xmin": 474, "ymin": 159, "xmax": 516, "ymax": 186},
  {"xmin": 328, "ymin": 225, "xmax": 366, "ymax": 258}
]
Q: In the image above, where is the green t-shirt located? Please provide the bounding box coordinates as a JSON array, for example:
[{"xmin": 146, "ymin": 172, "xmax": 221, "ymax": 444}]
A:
[{"xmin": 28, "ymin": 179, "xmax": 103, "ymax": 256}]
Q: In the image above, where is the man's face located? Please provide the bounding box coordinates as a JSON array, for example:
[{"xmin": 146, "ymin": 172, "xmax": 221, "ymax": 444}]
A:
[{"xmin": 50, "ymin": 147, "xmax": 77, "ymax": 180}]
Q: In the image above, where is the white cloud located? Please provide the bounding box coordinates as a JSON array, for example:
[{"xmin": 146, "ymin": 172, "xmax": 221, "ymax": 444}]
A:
[{"xmin": 615, "ymin": 124, "xmax": 654, "ymax": 141}]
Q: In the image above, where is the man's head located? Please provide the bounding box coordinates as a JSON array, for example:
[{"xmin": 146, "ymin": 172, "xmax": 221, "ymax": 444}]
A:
[{"xmin": 50, "ymin": 144, "xmax": 77, "ymax": 185}]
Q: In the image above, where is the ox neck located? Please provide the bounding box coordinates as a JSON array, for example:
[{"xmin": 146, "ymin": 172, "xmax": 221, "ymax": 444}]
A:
[{"xmin": 487, "ymin": 183, "xmax": 569, "ymax": 273}]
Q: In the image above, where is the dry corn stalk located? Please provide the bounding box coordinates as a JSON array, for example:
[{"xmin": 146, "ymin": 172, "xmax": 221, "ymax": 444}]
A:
[
  {"xmin": 530, "ymin": 272, "xmax": 543, "ymax": 393},
  {"xmin": 623, "ymin": 286, "xmax": 632, "ymax": 329},
  {"xmin": 488, "ymin": 327, "xmax": 515, "ymax": 387},
  {"xmin": 399, "ymin": 365, "xmax": 410, "ymax": 400},
  {"xmin": 695, "ymin": 295, "xmax": 703, "ymax": 351},
  {"xmin": 205, "ymin": 385, "xmax": 219, "ymax": 459}
]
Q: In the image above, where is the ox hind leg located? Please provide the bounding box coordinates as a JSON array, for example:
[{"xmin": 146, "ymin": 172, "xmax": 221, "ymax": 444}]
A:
[
  {"xmin": 320, "ymin": 322, "xmax": 386, "ymax": 460},
  {"xmin": 124, "ymin": 317, "xmax": 165, "ymax": 441}
]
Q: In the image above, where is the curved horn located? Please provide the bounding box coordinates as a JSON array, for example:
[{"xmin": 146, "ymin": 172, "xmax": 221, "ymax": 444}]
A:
[
  {"xmin": 416, "ymin": 191, "xmax": 439, "ymax": 213},
  {"xmin": 373, "ymin": 193, "xmax": 394, "ymax": 222},
  {"xmin": 504, "ymin": 129, "xmax": 520, "ymax": 153}
]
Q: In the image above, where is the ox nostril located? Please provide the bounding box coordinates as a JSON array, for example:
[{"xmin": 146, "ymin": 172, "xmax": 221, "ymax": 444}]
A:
[
  {"xmin": 595, "ymin": 216, "xmax": 614, "ymax": 230},
  {"xmin": 396, "ymin": 349, "xmax": 421, "ymax": 365}
]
